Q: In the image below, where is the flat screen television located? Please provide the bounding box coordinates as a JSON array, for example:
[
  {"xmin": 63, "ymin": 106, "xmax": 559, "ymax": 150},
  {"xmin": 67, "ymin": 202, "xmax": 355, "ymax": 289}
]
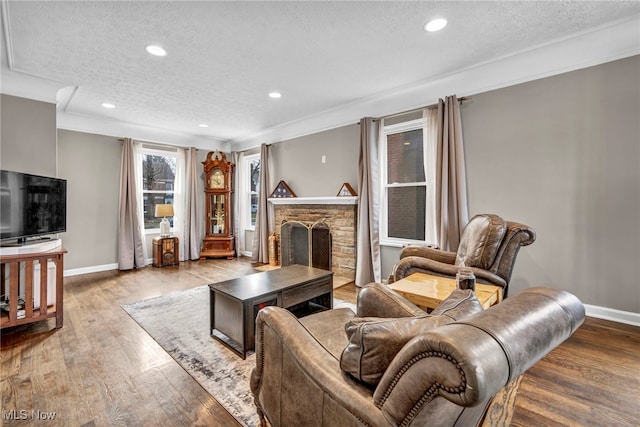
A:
[{"xmin": 0, "ymin": 170, "xmax": 67, "ymax": 244}]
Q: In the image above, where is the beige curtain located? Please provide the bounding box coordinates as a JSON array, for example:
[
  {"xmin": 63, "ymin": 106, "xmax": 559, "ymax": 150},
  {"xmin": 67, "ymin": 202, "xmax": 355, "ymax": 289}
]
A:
[
  {"xmin": 183, "ymin": 147, "xmax": 202, "ymax": 260},
  {"xmin": 355, "ymin": 118, "xmax": 382, "ymax": 286},
  {"xmin": 434, "ymin": 95, "xmax": 469, "ymax": 250},
  {"xmin": 423, "ymin": 107, "xmax": 438, "ymax": 246},
  {"xmin": 251, "ymin": 143, "xmax": 272, "ymax": 263},
  {"xmin": 232, "ymin": 151, "xmax": 243, "ymax": 256},
  {"xmin": 118, "ymin": 138, "xmax": 146, "ymax": 270}
]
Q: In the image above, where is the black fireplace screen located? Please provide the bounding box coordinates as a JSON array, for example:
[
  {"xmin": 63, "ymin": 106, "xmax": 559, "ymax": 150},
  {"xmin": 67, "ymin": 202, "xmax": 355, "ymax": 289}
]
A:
[{"xmin": 280, "ymin": 220, "xmax": 331, "ymax": 270}]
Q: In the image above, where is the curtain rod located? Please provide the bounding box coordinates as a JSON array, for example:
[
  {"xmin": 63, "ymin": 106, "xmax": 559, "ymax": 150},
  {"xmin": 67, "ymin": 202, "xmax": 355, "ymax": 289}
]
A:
[
  {"xmin": 118, "ymin": 137, "xmax": 174, "ymax": 146},
  {"xmin": 369, "ymin": 96, "xmax": 470, "ymax": 122},
  {"xmin": 117, "ymin": 137, "xmax": 197, "ymax": 151}
]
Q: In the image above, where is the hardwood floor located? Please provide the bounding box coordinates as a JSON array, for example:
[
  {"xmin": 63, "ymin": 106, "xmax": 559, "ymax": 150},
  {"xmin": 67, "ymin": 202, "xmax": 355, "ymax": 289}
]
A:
[
  {"xmin": 1, "ymin": 258, "xmax": 639, "ymax": 426},
  {"xmin": 510, "ymin": 317, "xmax": 640, "ymax": 426}
]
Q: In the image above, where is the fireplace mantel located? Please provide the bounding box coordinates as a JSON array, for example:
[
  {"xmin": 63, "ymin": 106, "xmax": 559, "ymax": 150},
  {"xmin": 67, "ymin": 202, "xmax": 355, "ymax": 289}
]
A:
[{"xmin": 269, "ymin": 196, "xmax": 357, "ymax": 205}]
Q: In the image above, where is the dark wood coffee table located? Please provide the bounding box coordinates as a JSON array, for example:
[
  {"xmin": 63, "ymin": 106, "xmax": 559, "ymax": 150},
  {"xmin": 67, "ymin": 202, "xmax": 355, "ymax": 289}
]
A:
[{"xmin": 209, "ymin": 264, "xmax": 333, "ymax": 358}]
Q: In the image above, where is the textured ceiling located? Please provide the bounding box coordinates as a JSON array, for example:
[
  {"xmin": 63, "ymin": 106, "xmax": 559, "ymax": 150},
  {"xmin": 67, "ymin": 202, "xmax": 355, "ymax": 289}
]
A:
[{"xmin": 2, "ymin": 1, "xmax": 640, "ymax": 147}]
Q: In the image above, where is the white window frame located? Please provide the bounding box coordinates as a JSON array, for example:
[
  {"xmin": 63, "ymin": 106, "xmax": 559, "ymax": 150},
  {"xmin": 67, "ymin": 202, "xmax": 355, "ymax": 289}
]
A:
[
  {"xmin": 380, "ymin": 118, "xmax": 429, "ymax": 247},
  {"xmin": 139, "ymin": 147, "xmax": 177, "ymax": 235},
  {"xmin": 243, "ymin": 153, "xmax": 260, "ymax": 232}
]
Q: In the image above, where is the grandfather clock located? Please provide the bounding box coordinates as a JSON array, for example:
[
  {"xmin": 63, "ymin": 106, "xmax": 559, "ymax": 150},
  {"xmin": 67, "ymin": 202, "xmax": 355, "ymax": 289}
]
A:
[{"xmin": 200, "ymin": 150, "xmax": 235, "ymax": 259}]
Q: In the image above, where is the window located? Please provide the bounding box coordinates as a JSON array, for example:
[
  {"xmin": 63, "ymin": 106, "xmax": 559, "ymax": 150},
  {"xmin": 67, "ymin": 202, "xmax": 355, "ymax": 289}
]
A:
[
  {"xmin": 245, "ymin": 154, "xmax": 260, "ymax": 230},
  {"xmin": 140, "ymin": 148, "xmax": 177, "ymax": 231},
  {"xmin": 381, "ymin": 119, "xmax": 429, "ymax": 246}
]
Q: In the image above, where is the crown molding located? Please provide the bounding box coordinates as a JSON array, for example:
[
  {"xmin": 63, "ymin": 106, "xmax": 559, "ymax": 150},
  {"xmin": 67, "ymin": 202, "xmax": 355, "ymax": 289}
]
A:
[
  {"xmin": 57, "ymin": 112, "xmax": 228, "ymax": 151},
  {"xmin": 230, "ymin": 15, "xmax": 640, "ymax": 151},
  {"xmin": 2, "ymin": 9, "xmax": 638, "ymax": 152},
  {"xmin": 0, "ymin": 69, "xmax": 67, "ymax": 104}
]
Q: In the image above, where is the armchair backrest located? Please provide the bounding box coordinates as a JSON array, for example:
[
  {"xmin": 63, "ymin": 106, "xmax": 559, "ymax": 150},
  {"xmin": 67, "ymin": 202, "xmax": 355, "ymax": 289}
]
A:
[
  {"xmin": 457, "ymin": 214, "xmax": 535, "ymax": 296},
  {"xmin": 390, "ymin": 214, "xmax": 535, "ymax": 294},
  {"xmin": 455, "ymin": 214, "xmax": 507, "ymax": 269}
]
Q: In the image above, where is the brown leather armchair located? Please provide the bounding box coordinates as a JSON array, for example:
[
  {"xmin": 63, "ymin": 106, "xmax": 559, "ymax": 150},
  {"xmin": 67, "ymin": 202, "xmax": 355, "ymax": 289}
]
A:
[
  {"xmin": 250, "ymin": 283, "xmax": 584, "ymax": 427},
  {"xmin": 389, "ymin": 214, "xmax": 536, "ymax": 298}
]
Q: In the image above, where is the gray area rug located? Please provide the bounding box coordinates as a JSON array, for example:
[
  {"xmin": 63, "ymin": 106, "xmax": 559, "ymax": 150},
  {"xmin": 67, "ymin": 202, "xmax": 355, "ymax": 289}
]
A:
[{"xmin": 121, "ymin": 284, "xmax": 354, "ymax": 427}]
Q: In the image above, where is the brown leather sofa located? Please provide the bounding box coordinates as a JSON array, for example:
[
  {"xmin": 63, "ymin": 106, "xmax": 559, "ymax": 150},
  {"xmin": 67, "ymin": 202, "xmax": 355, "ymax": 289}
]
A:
[
  {"xmin": 389, "ymin": 214, "xmax": 536, "ymax": 298},
  {"xmin": 250, "ymin": 283, "xmax": 584, "ymax": 427}
]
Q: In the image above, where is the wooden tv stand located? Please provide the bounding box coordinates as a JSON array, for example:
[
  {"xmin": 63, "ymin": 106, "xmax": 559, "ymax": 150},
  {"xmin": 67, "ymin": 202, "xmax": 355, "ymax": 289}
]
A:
[{"xmin": 0, "ymin": 246, "xmax": 67, "ymax": 330}]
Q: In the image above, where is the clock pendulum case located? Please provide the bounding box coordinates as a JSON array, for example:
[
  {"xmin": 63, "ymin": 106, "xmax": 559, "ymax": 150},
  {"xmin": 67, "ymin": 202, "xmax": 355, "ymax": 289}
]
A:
[{"xmin": 200, "ymin": 150, "xmax": 235, "ymax": 259}]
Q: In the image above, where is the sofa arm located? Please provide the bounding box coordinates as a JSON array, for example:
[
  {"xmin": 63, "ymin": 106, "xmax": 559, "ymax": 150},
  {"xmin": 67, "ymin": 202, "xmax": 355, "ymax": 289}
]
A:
[
  {"xmin": 357, "ymin": 282, "xmax": 427, "ymax": 318},
  {"xmin": 250, "ymin": 306, "xmax": 387, "ymax": 427},
  {"xmin": 373, "ymin": 325, "xmax": 508, "ymax": 426},
  {"xmin": 372, "ymin": 287, "xmax": 584, "ymax": 426},
  {"xmin": 390, "ymin": 256, "xmax": 507, "ymax": 289},
  {"xmin": 390, "ymin": 246, "xmax": 454, "ymax": 284},
  {"xmin": 399, "ymin": 245, "xmax": 456, "ymax": 262},
  {"xmin": 505, "ymin": 221, "xmax": 536, "ymax": 247}
]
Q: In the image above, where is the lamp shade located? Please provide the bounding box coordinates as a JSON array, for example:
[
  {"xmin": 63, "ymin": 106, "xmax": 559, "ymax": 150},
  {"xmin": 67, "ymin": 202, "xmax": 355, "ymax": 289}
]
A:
[{"xmin": 155, "ymin": 204, "xmax": 174, "ymax": 217}]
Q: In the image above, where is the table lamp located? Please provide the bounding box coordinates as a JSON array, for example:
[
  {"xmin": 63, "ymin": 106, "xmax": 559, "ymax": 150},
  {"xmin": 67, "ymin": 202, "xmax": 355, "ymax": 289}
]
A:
[{"xmin": 155, "ymin": 204, "xmax": 174, "ymax": 237}]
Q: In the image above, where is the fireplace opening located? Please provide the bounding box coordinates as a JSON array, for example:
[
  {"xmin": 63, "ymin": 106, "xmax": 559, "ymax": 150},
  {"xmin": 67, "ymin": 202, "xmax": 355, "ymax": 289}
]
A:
[{"xmin": 280, "ymin": 220, "xmax": 331, "ymax": 271}]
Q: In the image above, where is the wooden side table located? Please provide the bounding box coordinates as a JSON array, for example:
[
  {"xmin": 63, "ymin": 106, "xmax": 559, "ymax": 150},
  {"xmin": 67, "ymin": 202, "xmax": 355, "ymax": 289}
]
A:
[
  {"xmin": 153, "ymin": 236, "xmax": 179, "ymax": 267},
  {"xmin": 388, "ymin": 272, "xmax": 502, "ymax": 310}
]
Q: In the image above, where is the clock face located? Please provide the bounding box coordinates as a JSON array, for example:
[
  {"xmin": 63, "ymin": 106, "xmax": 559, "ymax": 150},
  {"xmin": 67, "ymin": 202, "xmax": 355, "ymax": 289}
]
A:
[{"xmin": 210, "ymin": 169, "xmax": 224, "ymax": 189}]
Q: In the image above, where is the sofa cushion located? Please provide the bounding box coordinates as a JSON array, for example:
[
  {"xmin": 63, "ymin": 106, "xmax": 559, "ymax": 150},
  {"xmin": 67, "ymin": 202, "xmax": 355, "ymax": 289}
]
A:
[
  {"xmin": 299, "ymin": 307, "xmax": 355, "ymax": 359},
  {"xmin": 340, "ymin": 290, "xmax": 482, "ymax": 386},
  {"xmin": 455, "ymin": 214, "xmax": 507, "ymax": 269},
  {"xmin": 431, "ymin": 289, "xmax": 484, "ymax": 319}
]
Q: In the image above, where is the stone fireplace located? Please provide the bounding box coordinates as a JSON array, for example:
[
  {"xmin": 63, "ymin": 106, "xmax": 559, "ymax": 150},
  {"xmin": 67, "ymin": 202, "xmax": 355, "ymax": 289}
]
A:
[{"xmin": 271, "ymin": 197, "xmax": 357, "ymax": 281}]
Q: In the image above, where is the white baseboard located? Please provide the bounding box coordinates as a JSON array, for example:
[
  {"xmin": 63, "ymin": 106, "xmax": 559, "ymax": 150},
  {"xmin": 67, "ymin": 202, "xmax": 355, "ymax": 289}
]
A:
[
  {"xmin": 64, "ymin": 263, "xmax": 119, "ymax": 277},
  {"xmin": 59, "ymin": 263, "xmax": 640, "ymax": 328},
  {"xmin": 584, "ymin": 304, "xmax": 640, "ymax": 327}
]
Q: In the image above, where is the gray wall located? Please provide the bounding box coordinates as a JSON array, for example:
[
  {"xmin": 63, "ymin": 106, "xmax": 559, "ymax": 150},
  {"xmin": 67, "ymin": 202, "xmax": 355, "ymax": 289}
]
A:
[
  {"xmin": 57, "ymin": 130, "xmax": 122, "ymax": 270},
  {"xmin": 461, "ymin": 55, "xmax": 639, "ymax": 312},
  {"xmin": 3, "ymin": 57, "xmax": 638, "ymax": 313},
  {"xmin": 256, "ymin": 124, "xmax": 358, "ymax": 261},
  {"xmin": 1, "ymin": 94, "xmax": 57, "ymax": 176},
  {"xmin": 269, "ymin": 124, "xmax": 359, "ymax": 197},
  {"xmin": 379, "ymin": 56, "xmax": 639, "ymax": 313},
  {"xmin": 58, "ymin": 135, "xmax": 210, "ymax": 268},
  {"xmin": 241, "ymin": 124, "xmax": 360, "ymax": 254}
]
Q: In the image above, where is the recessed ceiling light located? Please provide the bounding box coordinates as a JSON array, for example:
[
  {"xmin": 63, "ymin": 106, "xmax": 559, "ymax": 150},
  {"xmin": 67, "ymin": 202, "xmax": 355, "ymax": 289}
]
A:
[
  {"xmin": 101, "ymin": 103, "xmax": 115, "ymax": 109},
  {"xmin": 145, "ymin": 45, "xmax": 167, "ymax": 56},
  {"xmin": 199, "ymin": 124, "xmax": 209, "ymax": 128},
  {"xmin": 424, "ymin": 18, "xmax": 447, "ymax": 32},
  {"xmin": 269, "ymin": 92, "xmax": 282, "ymax": 99}
]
